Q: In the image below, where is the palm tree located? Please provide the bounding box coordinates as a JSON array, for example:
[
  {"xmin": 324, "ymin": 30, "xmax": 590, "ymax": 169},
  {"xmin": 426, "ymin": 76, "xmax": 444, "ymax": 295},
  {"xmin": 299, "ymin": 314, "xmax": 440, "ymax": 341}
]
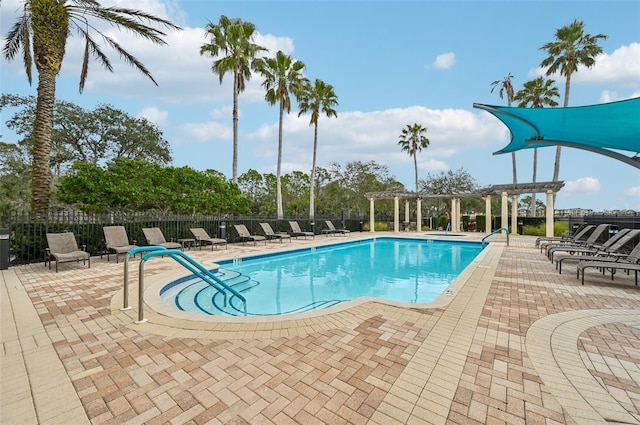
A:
[
  {"xmin": 3, "ymin": 0, "xmax": 181, "ymax": 217},
  {"xmin": 490, "ymin": 73, "xmax": 518, "ymax": 186},
  {"xmin": 540, "ymin": 20, "xmax": 607, "ymax": 183},
  {"xmin": 200, "ymin": 16, "xmax": 266, "ymax": 185},
  {"xmin": 514, "ymin": 77, "xmax": 560, "ymax": 217},
  {"xmin": 398, "ymin": 123, "xmax": 430, "ymax": 193},
  {"xmin": 254, "ymin": 50, "xmax": 306, "ymax": 219},
  {"xmin": 297, "ymin": 79, "xmax": 338, "ymax": 219}
]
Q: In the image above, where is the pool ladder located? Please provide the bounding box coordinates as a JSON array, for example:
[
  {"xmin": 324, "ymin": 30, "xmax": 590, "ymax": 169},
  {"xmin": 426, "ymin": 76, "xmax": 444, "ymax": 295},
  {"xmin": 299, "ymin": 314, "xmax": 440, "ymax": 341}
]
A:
[
  {"xmin": 482, "ymin": 227, "xmax": 509, "ymax": 247},
  {"xmin": 121, "ymin": 246, "xmax": 247, "ymax": 323}
]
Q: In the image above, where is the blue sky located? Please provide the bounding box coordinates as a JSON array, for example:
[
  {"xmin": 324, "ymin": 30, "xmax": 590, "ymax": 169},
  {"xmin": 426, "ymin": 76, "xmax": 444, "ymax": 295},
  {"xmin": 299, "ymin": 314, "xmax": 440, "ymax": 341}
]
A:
[{"xmin": 2, "ymin": 0, "xmax": 639, "ymax": 212}]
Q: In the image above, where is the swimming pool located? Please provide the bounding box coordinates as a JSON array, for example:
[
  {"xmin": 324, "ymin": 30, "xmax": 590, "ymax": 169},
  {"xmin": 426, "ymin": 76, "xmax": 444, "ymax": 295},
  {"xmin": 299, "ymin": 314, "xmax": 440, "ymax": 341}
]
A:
[{"xmin": 160, "ymin": 237, "xmax": 483, "ymax": 316}]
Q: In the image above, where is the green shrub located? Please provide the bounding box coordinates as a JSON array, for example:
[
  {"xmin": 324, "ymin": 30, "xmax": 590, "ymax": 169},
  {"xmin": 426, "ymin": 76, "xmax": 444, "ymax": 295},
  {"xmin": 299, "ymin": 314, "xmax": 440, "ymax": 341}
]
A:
[
  {"xmin": 363, "ymin": 221, "xmax": 389, "ymax": 231},
  {"xmin": 523, "ymin": 222, "xmax": 568, "ymax": 237}
]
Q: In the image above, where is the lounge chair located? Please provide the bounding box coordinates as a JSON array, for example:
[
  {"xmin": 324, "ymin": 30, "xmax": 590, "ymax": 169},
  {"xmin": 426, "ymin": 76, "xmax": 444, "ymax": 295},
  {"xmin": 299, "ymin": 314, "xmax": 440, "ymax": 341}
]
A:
[
  {"xmin": 546, "ymin": 224, "xmax": 610, "ymax": 261},
  {"xmin": 323, "ymin": 220, "xmax": 350, "ymax": 236},
  {"xmin": 535, "ymin": 223, "xmax": 589, "ymax": 247},
  {"xmin": 142, "ymin": 227, "xmax": 182, "ymax": 250},
  {"xmin": 190, "ymin": 227, "xmax": 227, "ymax": 250},
  {"xmin": 576, "ymin": 241, "xmax": 640, "ymax": 286},
  {"xmin": 103, "ymin": 226, "xmax": 138, "ymax": 263},
  {"xmin": 46, "ymin": 232, "xmax": 90, "ymax": 272},
  {"xmin": 260, "ymin": 223, "xmax": 292, "ymax": 243},
  {"xmin": 539, "ymin": 224, "xmax": 594, "ymax": 253},
  {"xmin": 554, "ymin": 229, "xmax": 638, "ymax": 273},
  {"xmin": 234, "ymin": 224, "xmax": 266, "ymax": 246},
  {"xmin": 289, "ymin": 221, "xmax": 314, "ymax": 239}
]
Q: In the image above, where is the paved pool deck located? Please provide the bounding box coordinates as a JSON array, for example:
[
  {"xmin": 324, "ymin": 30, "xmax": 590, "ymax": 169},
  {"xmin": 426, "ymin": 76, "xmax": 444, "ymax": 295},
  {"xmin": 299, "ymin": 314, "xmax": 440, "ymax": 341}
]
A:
[{"xmin": 2, "ymin": 232, "xmax": 639, "ymax": 425}]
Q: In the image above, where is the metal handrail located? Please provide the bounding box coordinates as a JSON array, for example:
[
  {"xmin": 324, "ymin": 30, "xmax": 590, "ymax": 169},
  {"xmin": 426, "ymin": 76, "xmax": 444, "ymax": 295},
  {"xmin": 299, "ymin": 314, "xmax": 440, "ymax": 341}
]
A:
[
  {"xmin": 134, "ymin": 249, "xmax": 247, "ymax": 323},
  {"xmin": 121, "ymin": 246, "xmax": 168, "ymax": 311},
  {"xmin": 482, "ymin": 227, "xmax": 510, "ymax": 247}
]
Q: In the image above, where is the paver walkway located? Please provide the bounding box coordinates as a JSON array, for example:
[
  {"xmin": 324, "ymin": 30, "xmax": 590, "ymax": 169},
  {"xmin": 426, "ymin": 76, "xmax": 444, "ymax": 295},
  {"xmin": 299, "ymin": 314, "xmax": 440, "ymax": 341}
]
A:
[{"xmin": 2, "ymin": 232, "xmax": 639, "ymax": 424}]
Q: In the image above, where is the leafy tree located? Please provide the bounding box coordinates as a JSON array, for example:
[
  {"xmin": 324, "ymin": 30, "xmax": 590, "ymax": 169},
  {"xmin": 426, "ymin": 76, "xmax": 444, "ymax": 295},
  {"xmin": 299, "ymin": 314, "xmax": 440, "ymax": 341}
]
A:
[
  {"xmin": 238, "ymin": 168, "xmax": 266, "ymax": 214},
  {"xmin": 519, "ymin": 195, "xmax": 546, "ymax": 216},
  {"xmin": 57, "ymin": 158, "xmax": 250, "ymax": 214},
  {"xmin": 0, "ymin": 142, "xmax": 31, "ymax": 214},
  {"xmin": 1, "ymin": 94, "xmax": 172, "ymax": 175},
  {"xmin": 255, "ymin": 50, "xmax": 306, "ymax": 219},
  {"xmin": 320, "ymin": 161, "xmax": 403, "ymax": 218},
  {"xmin": 490, "ymin": 73, "xmax": 517, "ymax": 186},
  {"xmin": 540, "ymin": 20, "xmax": 607, "ymax": 183},
  {"xmin": 514, "ymin": 77, "xmax": 560, "ymax": 216},
  {"xmin": 200, "ymin": 16, "xmax": 266, "ymax": 184},
  {"xmin": 282, "ymin": 171, "xmax": 310, "ymax": 216},
  {"xmin": 3, "ymin": 0, "xmax": 181, "ymax": 216},
  {"xmin": 398, "ymin": 123, "xmax": 430, "ymax": 193},
  {"xmin": 297, "ymin": 78, "xmax": 339, "ymax": 219},
  {"xmin": 420, "ymin": 168, "xmax": 480, "ymax": 217}
]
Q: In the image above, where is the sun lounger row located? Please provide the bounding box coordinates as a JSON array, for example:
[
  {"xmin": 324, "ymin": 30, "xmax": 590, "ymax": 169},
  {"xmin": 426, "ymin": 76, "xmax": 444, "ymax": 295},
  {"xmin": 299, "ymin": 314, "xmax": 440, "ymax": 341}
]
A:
[
  {"xmin": 536, "ymin": 222, "xmax": 640, "ymax": 286},
  {"xmin": 46, "ymin": 221, "xmax": 339, "ymax": 271}
]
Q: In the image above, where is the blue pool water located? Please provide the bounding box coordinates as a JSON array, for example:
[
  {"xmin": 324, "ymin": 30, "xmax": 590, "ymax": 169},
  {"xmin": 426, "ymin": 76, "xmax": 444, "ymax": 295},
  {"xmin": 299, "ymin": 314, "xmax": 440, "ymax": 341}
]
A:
[{"xmin": 160, "ymin": 237, "xmax": 483, "ymax": 316}]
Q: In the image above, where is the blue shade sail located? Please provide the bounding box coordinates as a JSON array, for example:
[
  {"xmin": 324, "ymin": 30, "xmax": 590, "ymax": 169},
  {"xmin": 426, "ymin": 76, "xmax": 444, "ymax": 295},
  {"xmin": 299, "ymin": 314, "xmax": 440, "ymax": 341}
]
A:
[{"xmin": 473, "ymin": 97, "xmax": 640, "ymax": 168}]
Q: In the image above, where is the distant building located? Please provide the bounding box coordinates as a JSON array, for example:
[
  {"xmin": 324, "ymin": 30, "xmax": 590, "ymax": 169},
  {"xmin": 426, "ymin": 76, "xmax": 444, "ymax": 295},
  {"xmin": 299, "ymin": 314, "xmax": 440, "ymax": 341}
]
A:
[{"xmin": 555, "ymin": 208, "xmax": 594, "ymax": 217}]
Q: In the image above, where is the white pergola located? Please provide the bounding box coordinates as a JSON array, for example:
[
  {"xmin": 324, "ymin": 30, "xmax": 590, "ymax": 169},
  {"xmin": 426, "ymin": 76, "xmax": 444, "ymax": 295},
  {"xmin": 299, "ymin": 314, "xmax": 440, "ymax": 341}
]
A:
[{"xmin": 365, "ymin": 181, "xmax": 565, "ymax": 237}]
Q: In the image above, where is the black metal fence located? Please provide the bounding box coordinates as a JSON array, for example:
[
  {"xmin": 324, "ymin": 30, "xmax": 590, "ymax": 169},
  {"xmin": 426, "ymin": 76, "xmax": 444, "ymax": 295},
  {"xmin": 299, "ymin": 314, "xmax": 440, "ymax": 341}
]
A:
[
  {"xmin": 2, "ymin": 209, "xmax": 637, "ymax": 266},
  {"xmin": 0, "ymin": 210, "xmax": 363, "ymax": 265}
]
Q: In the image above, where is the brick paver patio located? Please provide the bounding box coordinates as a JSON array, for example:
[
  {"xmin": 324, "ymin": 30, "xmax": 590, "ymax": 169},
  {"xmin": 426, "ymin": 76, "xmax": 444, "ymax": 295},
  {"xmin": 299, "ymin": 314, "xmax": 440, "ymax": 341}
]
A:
[{"xmin": 2, "ymin": 232, "xmax": 639, "ymax": 424}]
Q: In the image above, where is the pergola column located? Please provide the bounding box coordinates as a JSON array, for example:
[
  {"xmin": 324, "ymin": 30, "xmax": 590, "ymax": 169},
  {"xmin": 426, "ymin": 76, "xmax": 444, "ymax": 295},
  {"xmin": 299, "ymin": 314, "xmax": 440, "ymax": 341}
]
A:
[
  {"xmin": 501, "ymin": 192, "xmax": 508, "ymax": 236},
  {"xmin": 511, "ymin": 195, "xmax": 519, "ymax": 235},
  {"xmin": 485, "ymin": 196, "xmax": 492, "ymax": 233},
  {"xmin": 404, "ymin": 200, "xmax": 410, "ymax": 229},
  {"xmin": 369, "ymin": 198, "xmax": 375, "ymax": 233},
  {"xmin": 546, "ymin": 189, "xmax": 554, "ymax": 237},
  {"xmin": 455, "ymin": 198, "xmax": 461, "ymax": 232},
  {"xmin": 394, "ymin": 196, "xmax": 400, "ymax": 233},
  {"xmin": 416, "ymin": 198, "xmax": 422, "ymax": 232}
]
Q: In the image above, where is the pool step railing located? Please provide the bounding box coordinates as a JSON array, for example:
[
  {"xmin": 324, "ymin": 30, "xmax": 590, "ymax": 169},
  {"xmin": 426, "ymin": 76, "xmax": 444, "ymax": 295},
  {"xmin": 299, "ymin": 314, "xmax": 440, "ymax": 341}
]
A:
[
  {"xmin": 482, "ymin": 227, "xmax": 509, "ymax": 247},
  {"xmin": 122, "ymin": 247, "xmax": 247, "ymax": 323}
]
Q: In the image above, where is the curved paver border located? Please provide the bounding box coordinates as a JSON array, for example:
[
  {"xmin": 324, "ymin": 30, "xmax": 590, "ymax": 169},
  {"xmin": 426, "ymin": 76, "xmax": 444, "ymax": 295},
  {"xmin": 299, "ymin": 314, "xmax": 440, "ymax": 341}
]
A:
[{"xmin": 526, "ymin": 309, "xmax": 640, "ymax": 425}]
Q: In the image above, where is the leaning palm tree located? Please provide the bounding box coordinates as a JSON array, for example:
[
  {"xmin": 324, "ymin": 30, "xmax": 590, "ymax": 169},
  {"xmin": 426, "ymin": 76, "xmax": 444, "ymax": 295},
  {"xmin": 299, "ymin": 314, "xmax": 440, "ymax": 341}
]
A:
[
  {"xmin": 3, "ymin": 0, "xmax": 181, "ymax": 217},
  {"xmin": 490, "ymin": 73, "xmax": 517, "ymax": 186},
  {"xmin": 514, "ymin": 77, "xmax": 560, "ymax": 217},
  {"xmin": 540, "ymin": 20, "xmax": 607, "ymax": 183},
  {"xmin": 200, "ymin": 16, "xmax": 266, "ymax": 185},
  {"xmin": 254, "ymin": 50, "xmax": 306, "ymax": 219},
  {"xmin": 297, "ymin": 78, "xmax": 338, "ymax": 220},
  {"xmin": 398, "ymin": 123, "xmax": 430, "ymax": 193}
]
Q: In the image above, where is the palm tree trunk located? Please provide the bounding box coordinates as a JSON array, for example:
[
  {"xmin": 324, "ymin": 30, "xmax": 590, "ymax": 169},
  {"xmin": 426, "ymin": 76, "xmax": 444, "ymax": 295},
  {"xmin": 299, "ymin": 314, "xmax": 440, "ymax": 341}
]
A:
[
  {"xmin": 511, "ymin": 152, "xmax": 517, "ymax": 186},
  {"xmin": 553, "ymin": 73, "xmax": 572, "ymax": 184},
  {"xmin": 31, "ymin": 71, "xmax": 57, "ymax": 217},
  {"xmin": 309, "ymin": 122, "xmax": 319, "ymax": 219},
  {"xmin": 232, "ymin": 73, "xmax": 239, "ymax": 184},
  {"xmin": 413, "ymin": 153, "xmax": 418, "ymax": 193},
  {"xmin": 276, "ymin": 101, "xmax": 284, "ymax": 219},
  {"xmin": 530, "ymin": 148, "xmax": 538, "ymax": 217}
]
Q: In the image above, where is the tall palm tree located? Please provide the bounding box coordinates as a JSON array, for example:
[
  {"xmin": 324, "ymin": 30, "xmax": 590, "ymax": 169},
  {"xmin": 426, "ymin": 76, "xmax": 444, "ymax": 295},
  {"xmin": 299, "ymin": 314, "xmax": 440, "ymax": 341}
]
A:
[
  {"xmin": 254, "ymin": 50, "xmax": 306, "ymax": 219},
  {"xmin": 297, "ymin": 79, "xmax": 338, "ymax": 220},
  {"xmin": 200, "ymin": 16, "xmax": 266, "ymax": 185},
  {"xmin": 490, "ymin": 73, "xmax": 518, "ymax": 186},
  {"xmin": 398, "ymin": 123, "xmax": 430, "ymax": 193},
  {"xmin": 540, "ymin": 20, "xmax": 607, "ymax": 183},
  {"xmin": 3, "ymin": 0, "xmax": 181, "ymax": 217},
  {"xmin": 514, "ymin": 77, "xmax": 560, "ymax": 217}
]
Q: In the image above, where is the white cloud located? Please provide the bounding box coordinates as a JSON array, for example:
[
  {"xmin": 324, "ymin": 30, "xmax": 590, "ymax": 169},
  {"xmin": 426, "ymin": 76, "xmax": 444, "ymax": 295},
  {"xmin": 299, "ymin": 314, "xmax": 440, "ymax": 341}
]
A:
[
  {"xmin": 138, "ymin": 106, "xmax": 168, "ymax": 126},
  {"xmin": 430, "ymin": 52, "xmax": 456, "ymax": 70},
  {"xmin": 624, "ymin": 186, "xmax": 640, "ymax": 197},
  {"xmin": 563, "ymin": 177, "xmax": 601, "ymax": 194},
  {"xmin": 180, "ymin": 121, "xmax": 232, "ymax": 144}
]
